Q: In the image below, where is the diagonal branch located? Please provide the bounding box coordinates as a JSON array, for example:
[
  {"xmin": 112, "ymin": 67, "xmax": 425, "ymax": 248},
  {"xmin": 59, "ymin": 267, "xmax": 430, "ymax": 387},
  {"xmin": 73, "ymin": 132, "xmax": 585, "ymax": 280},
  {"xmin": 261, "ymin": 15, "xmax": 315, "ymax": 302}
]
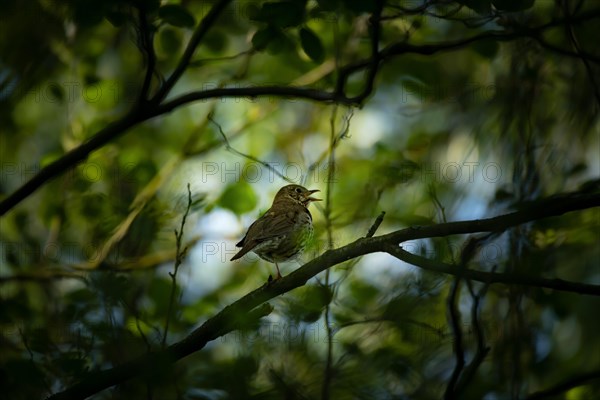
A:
[
  {"xmin": 336, "ymin": 0, "xmax": 384, "ymax": 103},
  {"xmin": 46, "ymin": 191, "xmax": 600, "ymax": 399},
  {"xmin": 46, "ymin": 303, "xmax": 274, "ymax": 400},
  {"xmin": 153, "ymin": 0, "xmax": 234, "ymax": 103},
  {"xmin": 444, "ymin": 275, "xmax": 465, "ymax": 400},
  {"xmin": 384, "ymin": 245, "xmax": 600, "ymax": 296},
  {"xmin": 0, "ymin": 86, "xmax": 349, "ymax": 217},
  {"xmin": 162, "ymin": 183, "xmax": 193, "ymax": 347},
  {"xmin": 208, "ymin": 114, "xmax": 294, "ymax": 183},
  {"xmin": 454, "ymin": 276, "xmax": 493, "ymax": 394},
  {"xmin": 340, "ymin": 8, "xmax": 600, "ymax": 79},
  {"xmin": 563, "ymin": 1, "xmax": 600, "ymax": 108},
  {"xmin": 0, "ymin": 110, "xmax": 145, "ymax": 217},
  {"xmin": 137, "ymin": 5, "xmax": 158, "ymax": 101},
  {"xmin": 2, "ymin": 9, "xmax": 599, "ymax": 216},
  {"xmin": 378, "ymin": 192, "xmax": 600, "ymax": 244},
  {"xmin": 525, "ymin": 369, "xmax": 600, "ymax": 400}
]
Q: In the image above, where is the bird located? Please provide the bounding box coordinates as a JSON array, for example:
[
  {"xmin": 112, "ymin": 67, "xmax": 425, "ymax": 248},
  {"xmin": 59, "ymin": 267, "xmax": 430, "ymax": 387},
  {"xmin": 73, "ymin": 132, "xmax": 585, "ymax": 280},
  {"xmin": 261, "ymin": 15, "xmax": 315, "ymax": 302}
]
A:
[{"xmin": 230, "ymin": 184, "xmax": 321, "ymax": 280}]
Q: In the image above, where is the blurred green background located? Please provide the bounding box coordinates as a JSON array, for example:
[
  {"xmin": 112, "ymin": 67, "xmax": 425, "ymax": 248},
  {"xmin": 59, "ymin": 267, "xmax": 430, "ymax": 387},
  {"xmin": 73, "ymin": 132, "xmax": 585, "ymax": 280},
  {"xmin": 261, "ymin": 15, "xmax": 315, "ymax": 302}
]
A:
[{"xmin": 1, "ymin": 0, "xmax": 599, "ymax": 399}]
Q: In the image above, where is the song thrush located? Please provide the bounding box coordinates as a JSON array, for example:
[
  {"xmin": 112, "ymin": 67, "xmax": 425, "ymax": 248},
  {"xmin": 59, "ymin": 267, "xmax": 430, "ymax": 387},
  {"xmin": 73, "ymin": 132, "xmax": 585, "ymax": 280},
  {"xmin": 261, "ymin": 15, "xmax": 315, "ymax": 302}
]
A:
[{"xmin": 230, "ymin": 184, "xmax": 321, "ymax": 279}]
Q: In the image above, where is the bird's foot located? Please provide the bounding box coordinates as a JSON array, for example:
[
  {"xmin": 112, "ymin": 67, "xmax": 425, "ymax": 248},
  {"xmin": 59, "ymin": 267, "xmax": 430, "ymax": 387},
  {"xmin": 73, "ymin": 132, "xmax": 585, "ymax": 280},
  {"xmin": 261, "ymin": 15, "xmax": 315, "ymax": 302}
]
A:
[{"xmin": 266, "ymin": 273, "xmax": 282, "ymax": 285}]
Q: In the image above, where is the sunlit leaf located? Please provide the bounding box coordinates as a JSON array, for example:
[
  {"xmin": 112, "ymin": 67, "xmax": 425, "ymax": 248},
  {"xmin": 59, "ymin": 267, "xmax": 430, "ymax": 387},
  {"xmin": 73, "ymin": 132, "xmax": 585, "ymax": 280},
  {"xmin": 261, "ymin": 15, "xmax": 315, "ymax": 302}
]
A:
[{"xmin": 218, "ymin": 183, "xmax": 259, "ymax": 214}]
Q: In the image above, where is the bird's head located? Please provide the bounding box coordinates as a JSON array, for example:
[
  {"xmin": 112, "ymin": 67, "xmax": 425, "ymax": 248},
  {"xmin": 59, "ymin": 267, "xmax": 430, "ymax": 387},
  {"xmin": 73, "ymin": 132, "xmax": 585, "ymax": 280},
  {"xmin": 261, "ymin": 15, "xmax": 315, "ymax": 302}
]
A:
[{"xmin": 275, "ymin": 184, "xmax": 321, "ymax": 207}]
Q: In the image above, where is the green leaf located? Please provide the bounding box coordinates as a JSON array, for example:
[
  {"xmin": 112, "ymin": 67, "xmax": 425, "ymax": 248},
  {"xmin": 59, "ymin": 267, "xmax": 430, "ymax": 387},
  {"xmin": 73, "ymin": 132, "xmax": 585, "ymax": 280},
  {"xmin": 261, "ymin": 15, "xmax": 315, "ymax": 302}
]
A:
[
  {"xmin": 252, "ymin": 26, "xmax": 295, "ymax": 54},
  {"xmin": 383, "ymin": 296, "xmax": 417, "ymax": 321},
  {"xmin": 287, "ymin": 285, "xmax": 333, "ymax": 322},
  {"xmin": 251, "ymin": 27, "xmax": 275, "ymax": 51},
  {"xmin": 299, "ymin": 27, "xmax": 325, "ymax": 63},
  {"xmin": 401, "ymin": 77, "xmax": 431, "ymax": 102},
  {"xmin": 492, "ymin": 0, "xmax": 535, "ymax": 11},
  {"xmin": 159, "ymin": 27, "xmax": 183, "ymax": 55},
  {"xmin": 148, "ymin": 277, "xmax": 175, "ymax": 315},
  {"xmin": 266, "ymin": 31, "xmax": 296, "ymax": 55},
  {"xmin": 218, "ymin": 183, "xmax": 258, "ymax": 214},
  {"xmin": 49, "ymin": 83, "xmax": 65, "ymax": 102},
  {"xmin": 348, "ymin": 280, "xmax": 380, "ymax": 305},
  {"xmin": 204, "ymin": 30, "xmax": 228, "ymax": 53},
  {"xmin": 158, "ymin": 4, "xmax": 196, "ymax": 28},
  {"xmin": 251, "ymin": 1, "xmax": 305, "ymax": 28},
  {"xmin": 80, "ymin": 192, "xmax": 108, "ymax": 218}
]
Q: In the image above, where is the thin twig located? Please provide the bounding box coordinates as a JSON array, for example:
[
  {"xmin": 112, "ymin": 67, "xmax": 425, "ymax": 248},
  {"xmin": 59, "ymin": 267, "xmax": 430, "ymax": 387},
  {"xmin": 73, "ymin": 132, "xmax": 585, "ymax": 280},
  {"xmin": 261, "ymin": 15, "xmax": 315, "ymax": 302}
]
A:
[
  {"xmin": 0, "ymin": 271, "xmax": 86, "ymax": 284},
  {"xmin": 525, "ymin": 369, "xmax": 600, "ymax": 399},
  {"xmin": 305, "ymin": 109, "xmax": 353, "ymax": 185},
  {"xmin": 365, "ymin": 211, "xmax": 386, "ymax": 238},
  {"xmin": 444, "ymin": 276, "xmax": 464, "ymax": 400},
  {"xmin": 208, "ymin": 114, "xmax": 294, "ymax": 183},
  {"xmin": 161, "ymin": 183, "xmax": 193, "ymax": 347},
  {"xmin": 430, "ymin": 188, "xmax": 465, "ymax": 399},
  {"xmin": 4, "ymin": 9, "xmax": 600, "ymax": 216},
  {"xmin": 324, "ymin": 106, "xmax": 337, "ymax": 249},
  {"xmin": 454, "ymin": 273, "xmax": 494, "ymax": 394},
  {"xmin": 137, "ymin": 6, "xmax": 158, "ymax": 101},
  {"xmin": 320, "ymin": 103, "xmax": 340, "ymax": 400},
  {"xmin": 563, "ymin": 1, "xmax": 600, "ymax": 109},
  {"xmin": 153, "ymin": 0, "xmax": 234, "ymax": 103},
  {"xmin": 334, "ymin": 316, "xmax": 447, "ymax": 340},
  {"xmin": 385, "ymin": 243, "xmax": 600, "ymax": 296},
  {"xmin": 46, "ymin": 191, "xmax": 600, "ymax": 400},
  {"xmin": 189, "ymin": 50, "xmax": 254, "ymax": 67}
]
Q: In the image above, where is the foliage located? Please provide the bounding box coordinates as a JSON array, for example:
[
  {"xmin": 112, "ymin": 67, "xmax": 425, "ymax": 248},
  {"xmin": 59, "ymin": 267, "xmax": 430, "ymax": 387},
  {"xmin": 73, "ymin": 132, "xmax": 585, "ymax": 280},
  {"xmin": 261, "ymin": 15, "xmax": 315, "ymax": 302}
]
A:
[{"xmin": 1, "ymin": 0, "xmax": 599, "ymax": 399}]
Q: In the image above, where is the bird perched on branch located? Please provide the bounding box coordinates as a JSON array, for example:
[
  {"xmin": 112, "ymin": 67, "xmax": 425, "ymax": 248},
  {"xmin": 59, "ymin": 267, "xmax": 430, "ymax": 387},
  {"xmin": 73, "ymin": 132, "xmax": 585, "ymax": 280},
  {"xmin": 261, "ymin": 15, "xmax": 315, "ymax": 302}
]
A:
[{"xmin": 231, "ymin": 184, "xmax": 321, "ymax": 280}]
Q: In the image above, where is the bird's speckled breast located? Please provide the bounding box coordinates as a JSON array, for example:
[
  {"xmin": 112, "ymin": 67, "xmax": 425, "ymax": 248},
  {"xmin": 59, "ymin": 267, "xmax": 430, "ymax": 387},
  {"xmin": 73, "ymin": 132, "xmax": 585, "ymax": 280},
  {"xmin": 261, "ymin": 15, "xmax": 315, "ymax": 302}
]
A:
[{"xmin": 253, "ymin": 208, "xmax": 314, "ymax": 263}]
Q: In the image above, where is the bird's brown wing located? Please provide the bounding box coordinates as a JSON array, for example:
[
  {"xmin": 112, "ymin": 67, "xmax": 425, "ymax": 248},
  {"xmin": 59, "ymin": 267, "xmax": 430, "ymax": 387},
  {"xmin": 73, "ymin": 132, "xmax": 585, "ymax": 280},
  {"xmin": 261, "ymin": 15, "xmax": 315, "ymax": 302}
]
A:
[{"xmin": 231, "ymin": 207, "xmax": 300, "ymax": 260}]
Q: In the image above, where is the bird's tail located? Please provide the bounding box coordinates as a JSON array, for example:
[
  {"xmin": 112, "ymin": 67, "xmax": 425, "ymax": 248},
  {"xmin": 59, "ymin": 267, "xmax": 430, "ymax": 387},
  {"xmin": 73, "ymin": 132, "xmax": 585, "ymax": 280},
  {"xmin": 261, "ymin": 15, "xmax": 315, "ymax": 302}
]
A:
[{"xmin": 230, "ymin": 246, "xmax": 252, "ymax": 261}]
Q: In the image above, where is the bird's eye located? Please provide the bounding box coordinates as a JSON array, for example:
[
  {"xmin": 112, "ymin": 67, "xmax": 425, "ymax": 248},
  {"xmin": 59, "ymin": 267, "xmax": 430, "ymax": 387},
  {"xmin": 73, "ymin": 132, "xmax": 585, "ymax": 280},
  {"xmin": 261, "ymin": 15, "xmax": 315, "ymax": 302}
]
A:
[{"xmin": 295, "ymin": 187, "xmax": 302, "ymax": 193}]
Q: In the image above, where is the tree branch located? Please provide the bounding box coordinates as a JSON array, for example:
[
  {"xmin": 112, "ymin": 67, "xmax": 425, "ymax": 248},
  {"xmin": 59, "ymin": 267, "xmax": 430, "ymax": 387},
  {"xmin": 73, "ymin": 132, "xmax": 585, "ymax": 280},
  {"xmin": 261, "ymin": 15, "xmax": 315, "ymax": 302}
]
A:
[
  {"xmin": 137, "ymin": 5, "xmax": 158, "ymax": 102},
  {"xmin": 3, "ymin": 8, "xmax": 599, "ymax": 216},
  {"xmin": 0, "ymin": 110, "xmax": 145, "ymax": 216},
  {"xmin": 0, "ymin": 271, "xmax": 86, "ymax": 284},
  {"xmin": 46, "ymin": 191, "xmax": 600, "ymax": 399},
  {"xmin": 454, "ymin": 277, "xmax": 492, "ymax": 395},
  {"xmin": 153, "ymin": 0, "xmax": 234, "ymax": 103},
  {"xmin": 384, "ymin": 245, "xmax": 600, "ymax": 296},
  {"xmin": 525, "ymin": 369, "xmax": 600, "ymax": 400},
  {"xmin": 46, "ymin": 303, "xmax": 274, "ymax": 400},
  {"xmin": 378, "ymin": 192, "xmax": 600, "ymax": 244},
  {"xmin": 208, "ymin": 114, "xmax": 294, "ymax": 183},
  {"xmin": 444, "ymin": 275, "xmax": 465, "ymax": 400},
  {"xmin": 340, "ymin": 8, "xmax": 600, "ymax": 78},
  {"xmin": 162, "ymin": 183, "xmax": 193, "ymax": 347}
]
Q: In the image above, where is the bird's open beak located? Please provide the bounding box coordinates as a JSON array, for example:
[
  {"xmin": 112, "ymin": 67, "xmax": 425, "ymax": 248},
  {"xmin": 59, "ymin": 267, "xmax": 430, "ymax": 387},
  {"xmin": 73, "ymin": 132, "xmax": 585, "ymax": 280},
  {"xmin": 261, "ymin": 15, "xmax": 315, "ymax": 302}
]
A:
[{"xmin": 307, "ymin": 189, "xmax": 322, "ymax": 202}]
